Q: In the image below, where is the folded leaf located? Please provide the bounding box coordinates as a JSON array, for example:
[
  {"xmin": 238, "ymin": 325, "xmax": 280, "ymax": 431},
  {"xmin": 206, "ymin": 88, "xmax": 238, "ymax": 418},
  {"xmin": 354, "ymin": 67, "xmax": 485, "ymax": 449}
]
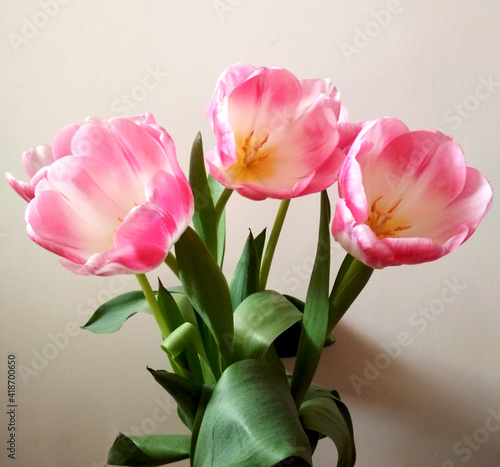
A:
[
  {"xmin": 299, "ymin": 386, "xmax": 356, "ymax": 467},
  {"xmin": 193, "ymin": 360, "xmax": 312, "ymax": 467},
  {"xmin": 233, "ymin": 290, "xmax": 303, "ymax": 360},
  {"xmin": 107, "ymin": 433, "xmax": 190, "ymax": 466},
  {"xmin": 157, "ymin": 283, "xmax": 203, "ymax": 383},
  {"xmin": 82, "ymin": 291, "xmax": 150, "ymax": 333},
  {"xmin": 162, "ymin": 322, "xmax": 197, "ymax": 358}
]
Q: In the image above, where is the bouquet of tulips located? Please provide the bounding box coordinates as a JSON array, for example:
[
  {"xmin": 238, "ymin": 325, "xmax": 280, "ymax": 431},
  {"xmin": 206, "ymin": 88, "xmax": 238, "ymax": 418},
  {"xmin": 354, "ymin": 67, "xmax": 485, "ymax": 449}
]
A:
[{"xmin": 6, "ymin": 64, "xmax": 492, "ymax": 466}]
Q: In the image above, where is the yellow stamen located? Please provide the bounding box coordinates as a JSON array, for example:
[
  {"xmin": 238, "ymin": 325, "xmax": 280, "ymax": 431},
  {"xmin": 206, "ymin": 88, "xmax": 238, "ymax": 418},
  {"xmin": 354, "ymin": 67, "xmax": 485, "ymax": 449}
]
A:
[
  {"xmin": 366, "ymin": 196, "xmax": 412, "ymax": 238},
  {"xmin": 227, "ymin": 131, "xmax": 274, "ymax": 184}
]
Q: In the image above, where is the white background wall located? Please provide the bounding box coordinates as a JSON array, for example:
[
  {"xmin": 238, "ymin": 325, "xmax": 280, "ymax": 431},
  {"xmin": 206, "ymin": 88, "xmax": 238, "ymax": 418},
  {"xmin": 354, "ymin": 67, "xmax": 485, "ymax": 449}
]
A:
[{"xmin": 1, "ymin": 1, "xmax": 499, "ymax": 466}]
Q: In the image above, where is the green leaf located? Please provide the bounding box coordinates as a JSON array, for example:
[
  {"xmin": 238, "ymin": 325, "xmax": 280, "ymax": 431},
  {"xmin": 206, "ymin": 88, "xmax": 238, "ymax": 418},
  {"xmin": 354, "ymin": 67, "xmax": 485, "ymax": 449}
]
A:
[
  {"xmin": 157, "ymin": 284, "xmax": 203, "ymax": 383},
  {"xmin": 192, "ymin": 360, "xmax": 312, "ymax": 467},
  {"xmin": 328, "ymin": 254, "xmax": 374, "ymax": 333},
  {"xmin": 208, "ymin": 174, "xmax": 226, "ymax": 266},
  {"xmin": 291, "ymin": 191, "xmax": 331, "ymax": 407},
  {"xmin": 175, "ymin": 227, "xmax": 234, "ymax": 370},
  {"xmin": 189, "ymin": 384, "xmax": 214, "ymax": 461},
  {"xmin": 107, "ymin": 433, "xmax": 190, "ymax": 466},
  {"xmin": 229, "ymin": 230, "xmax": 260, "ymax": 309},
  {"xmin": 254, "ymin": 228, "xmax": 267, "ymax": 266},
  {"xmin": 148, "ymin": 368, "xmax": 203, "ymax": 430},
  {"xmin": 189, "ymin": 132, "xmax": 218, "ymax": 260},
  {"xmin": 233, "ymin": 291, "xmax": 304, "ymax": 360},
  {"xmin": 82, "ymin": 291, "xmax": 150, "ymax": 333},
  {"xmin": 161, "ymin": 322, "xmax": 197, "ymax": 358},
  {"xmin": 274, "ymin": 296, "xmax": 335, "ymax": 358},
  {"xmin": 170, "ymin": 291, "xmax": 209, "ymax": 364},
  {"xmin": 300, "ymin": 386, "xmax": 356, "ymax": 467}
]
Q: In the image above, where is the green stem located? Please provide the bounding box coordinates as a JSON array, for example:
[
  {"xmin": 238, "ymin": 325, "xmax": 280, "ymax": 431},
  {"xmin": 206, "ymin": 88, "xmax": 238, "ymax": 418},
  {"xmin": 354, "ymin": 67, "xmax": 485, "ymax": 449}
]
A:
[
  {"xmin": 214, "ymin": 187, "xmax": 233, "ymax": 226},
  {"xmin": 327, "ymin": 255, "xmax": 374, "ymax": 334},
  {"xmin": 164, "ymin": 251, "xmax": 179, "ymax": 278},
  {"xmin": 259, "ymin": 198, "xmax": 291, "ymax": 290},
  {"xmin": 135, "ymin": 273, "xmax": 171, "ymax": 339}
]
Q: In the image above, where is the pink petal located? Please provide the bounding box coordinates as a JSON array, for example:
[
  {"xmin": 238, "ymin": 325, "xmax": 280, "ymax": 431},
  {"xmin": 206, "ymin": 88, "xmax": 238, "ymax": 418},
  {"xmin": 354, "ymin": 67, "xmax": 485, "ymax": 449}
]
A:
[
  {"xmin": 409, "ymin": 167, "xmax": 493, "ymax": 244},
  {"xmin": 52, "ymin": 124, "xmax": 80, "ymax": 160},
  {"xmin": 5, "ymin": 173, "xmax": 34, "ymax": 202},
  {"xmin": 353, "ymin": 117, "xmax": 410, "ymax": 168},
  {"xmin": 43, "ymin": 156, "xmax": 134, "ymax": 232},
  {"xmin": 227, "ymin": 68, "xmax": 302, "ymax": 137},
  {"xmin": 332, "ymin": 199, "xmax": 445, "ymax": 268},
  {"xmin": 337, "ymin": 141, "xmax": 370, "ymax": 223},
  {"xmin": 109, "ymin": 117, "xmax": 173, "ymax": 179},
  {"xmin": 22, "ymin": 145, "xmax": 55, "ymax": 179},
  {"xmin": 25, "ymin": 188, "xmax": 106, "ymax": 264},
  {"xmin": 365, "ymin": 131, "xmax": 467, "ymax": 224}
]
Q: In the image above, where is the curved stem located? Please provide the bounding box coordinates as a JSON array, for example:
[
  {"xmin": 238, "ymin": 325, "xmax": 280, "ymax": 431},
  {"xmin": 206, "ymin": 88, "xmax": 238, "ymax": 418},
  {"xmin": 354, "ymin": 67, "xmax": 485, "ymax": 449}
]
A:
[
  {"xmin": 164, "ymin": 251, "xmax": 179, "ymax": 278},
  {"xmin": 214, "ymin": 188, "xmax": 233, "ymax": 226},
  {"xmin": 259, "ymin": 198, "xmax": 291, "ymax": 290},
  {"xmin": 135, "ymin": 273, "xmax": 170, "ymax": 339}
]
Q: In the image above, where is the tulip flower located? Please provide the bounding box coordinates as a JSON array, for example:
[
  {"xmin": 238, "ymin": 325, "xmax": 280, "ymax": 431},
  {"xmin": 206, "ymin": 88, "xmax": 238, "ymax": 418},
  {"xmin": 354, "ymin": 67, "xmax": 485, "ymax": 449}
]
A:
[
  {"xmin": 205, "ymin": 63, "xmax": 351, "ymax": 200},
  {"xmin": 331, "ymin": 117, "xmax": 493, "ymax": 268},
  {"xmin": 6, "ymin": 113, "xmax": 194, "ymax": 276}
]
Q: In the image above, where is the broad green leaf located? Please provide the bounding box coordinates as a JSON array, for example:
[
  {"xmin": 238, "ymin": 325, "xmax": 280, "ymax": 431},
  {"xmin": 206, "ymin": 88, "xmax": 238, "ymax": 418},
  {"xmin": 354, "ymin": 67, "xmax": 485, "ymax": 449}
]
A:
[
  {"xmin": 193, "ymin": 360, "xmax": 312, "ymax": 467},
  {"xmin": 233, "ymin": 291, "xmax": 303, "ymax": 360},
  {"xmin": 82, "ymin": 291, "xmax": 150, "ymax": 333},
  {"xmin": 147, "ymin": 368, "xmax": 203, "ymax": 430},
  {"xmin": 328, "ymin": 254, "xmax": 374, "ymax": 333},
  {"xmin": 107, "ymin": 433, "xmax": 190, "ymax": 466},
  {"xmin": 175, "ymin": 227, "xmax": 234, "ymax": 370},
  {"xmin": 229, "ymin": 230, "xmax": 260, "ymax": 309},
  {"xmin": 189, "ymin": 132, "xmax": 218, "ymax": 260},
  {"xmin": 300, "ymin": 386, "xmax": 356, "ymax": 467},
  {"xmin": 291, "ymin": 191, "xmax": 331, "ymax": 407}
]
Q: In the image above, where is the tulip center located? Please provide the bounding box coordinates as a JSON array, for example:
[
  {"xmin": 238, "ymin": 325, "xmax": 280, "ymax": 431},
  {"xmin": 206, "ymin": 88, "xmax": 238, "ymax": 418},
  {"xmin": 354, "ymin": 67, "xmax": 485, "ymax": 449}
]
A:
[
  {"xmin": 227, "ymin": 131, "xmax": 274, "ymax": 183},
  {"xmin": 366, "ymin": 196, "xmax": 412, "ymax": 238}
]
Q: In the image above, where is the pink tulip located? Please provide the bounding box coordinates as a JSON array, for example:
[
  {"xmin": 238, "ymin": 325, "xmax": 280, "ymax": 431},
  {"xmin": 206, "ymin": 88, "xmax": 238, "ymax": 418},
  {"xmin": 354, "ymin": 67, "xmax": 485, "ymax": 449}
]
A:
[
  {"xmin": 6, "ymin": 113, "xmax": 194, "ymax": 276},
  {"xmin": 331, "ymin": 117, "xmax": 493, "ymax": 268},
  {"xmin": 205, "ymin": 63, "xmax": 353, "ymax": 200}
]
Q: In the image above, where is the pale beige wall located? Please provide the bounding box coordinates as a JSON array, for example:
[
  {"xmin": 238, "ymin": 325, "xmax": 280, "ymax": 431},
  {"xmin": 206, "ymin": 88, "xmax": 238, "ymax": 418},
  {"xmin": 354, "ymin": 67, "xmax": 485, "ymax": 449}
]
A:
[{"xmin": 1, "ymin": 1, "xmax": 499, "ymax": 466}]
